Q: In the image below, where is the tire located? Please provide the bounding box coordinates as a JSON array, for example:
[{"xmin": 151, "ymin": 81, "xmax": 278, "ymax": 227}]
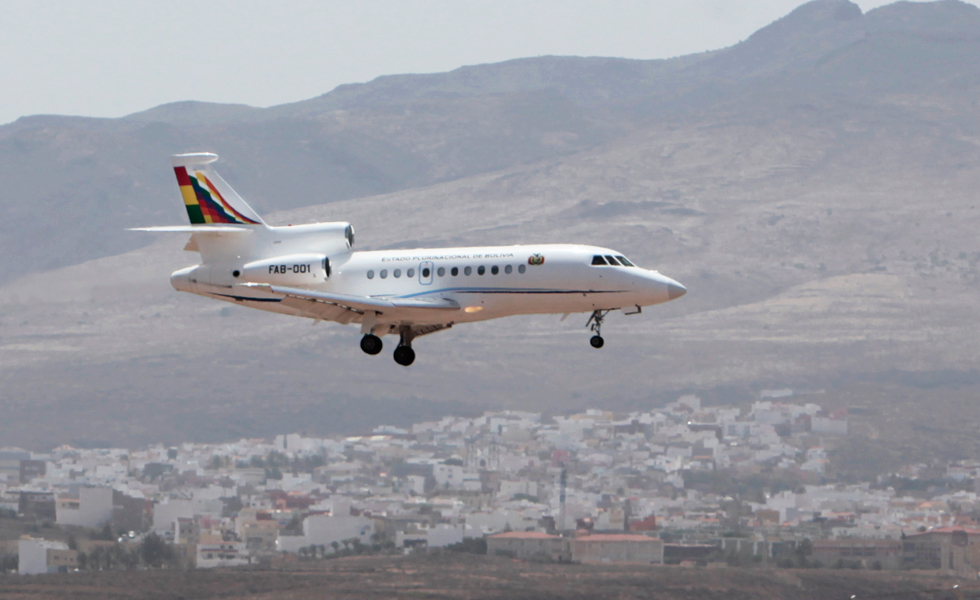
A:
[
  {"xmin": 360, "ymin": 334, "xmax": 383, "ymax": 355},
  {"xmin": 590, "ymin": 335, "xmax": 604, "ymax": 349},
  {"xmin": 393, "ymin": 345, "xmax": 416, "ymax": 366}
]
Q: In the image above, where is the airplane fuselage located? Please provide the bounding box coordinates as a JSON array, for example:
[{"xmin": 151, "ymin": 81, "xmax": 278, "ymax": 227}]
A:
[{"xmin": 172, "ymin": 243, "xmax": 685, "ymax": 327}]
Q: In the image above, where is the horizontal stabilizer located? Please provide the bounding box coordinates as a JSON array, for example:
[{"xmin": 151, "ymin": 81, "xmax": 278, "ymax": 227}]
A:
[{"xmin": 130, "ymin": 225, "xmax": 254, "ymax": 234}]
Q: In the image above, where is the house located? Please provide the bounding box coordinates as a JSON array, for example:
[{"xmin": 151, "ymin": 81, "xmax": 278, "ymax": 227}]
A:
[
  {"xmin": 18, "ymin": 538, "xmax": 78, "ymax": 574},
  {"xmin": 903, "ymin": 527, "xmax": 980, "ymax": 575},
  {"xmin": 195, "ymin": 531, "xmax": 248, "ymax": 569},
  {"xmin": 426, "ymin": 524, "xmax": 465, "ymax": 548},
  {"xmin": 276, "ymin": 514, "xmax": 374, "ymax": 554},
  {"xmin": 486, "ymin": 532, "xmax": 569, "ymax": 560},
  {"xmin": 18, "ymin": 492, "xmax": 55, "ymax": 520},
  {"xmin": 812, "ymin": 539, "xmax": 903, "ymax": 569},
  {"xmin": 56, "ymin": 487, "xmax": 113, "ymax": 528},
  {"xmin": 573, "ymin": 534, "xmax": 664, "ymax": 564}
]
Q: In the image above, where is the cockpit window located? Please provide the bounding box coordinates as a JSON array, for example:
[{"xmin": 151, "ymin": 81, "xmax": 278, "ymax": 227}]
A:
[
  {"xmin": 605, "ymin": 255, "xmax": 621, "ymax": 266},
  {"xmin": 616, "ymin": 255, "xmax": 635, "ymax": 267},
  {"xmin": 591, "ymin": 255, "xmax": 607, "ymax": 265}
]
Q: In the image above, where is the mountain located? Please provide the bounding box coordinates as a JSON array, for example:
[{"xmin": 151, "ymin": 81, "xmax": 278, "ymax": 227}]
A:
[{"xmin": 1, "ymin": 0, "xmax": 980, "ymax": 449}]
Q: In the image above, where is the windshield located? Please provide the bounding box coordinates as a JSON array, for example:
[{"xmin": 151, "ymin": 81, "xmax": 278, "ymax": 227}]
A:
[{"xmin": 616, "ymin": 255, "xmax": 635, "ymax": 267}]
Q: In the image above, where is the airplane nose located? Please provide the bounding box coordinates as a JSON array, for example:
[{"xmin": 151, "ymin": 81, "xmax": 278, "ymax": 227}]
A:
[{"xmin": 667, "ymin": 281, "xmax": 687, "ymax": 300}]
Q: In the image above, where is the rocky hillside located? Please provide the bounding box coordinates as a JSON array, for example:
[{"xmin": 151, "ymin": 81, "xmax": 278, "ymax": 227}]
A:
[{"xmin": 1, "ymin": 0, "xmax": 980, "ymax": 448}]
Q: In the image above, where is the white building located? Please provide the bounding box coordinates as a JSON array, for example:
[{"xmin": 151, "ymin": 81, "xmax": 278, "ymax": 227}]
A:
[
  {"xmin": 276, "ymin": 514, "xmax": 374, "ymax": 554},
  {"xmin": 152, "ymin": 498, "xmax": 224, "ymax": 534},
  {"xmin": 18, "ymin": 539, "xmax": 77, "ymax": 574},
  {"xmin": 196, "ymin": 532, "xmax": 248, "ymax": 569},
  {"xmin": 426, "ymin": 524, "xmax": 465, "ymax": 548},
  {"xmin": 55, "ymin": 487, "xmax": 113, "ymax": 528}
]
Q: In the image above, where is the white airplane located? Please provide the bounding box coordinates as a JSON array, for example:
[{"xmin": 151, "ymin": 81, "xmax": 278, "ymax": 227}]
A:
[{"xmin": 137, "ymin": 153, "xmax": 686, "ymax": 366}]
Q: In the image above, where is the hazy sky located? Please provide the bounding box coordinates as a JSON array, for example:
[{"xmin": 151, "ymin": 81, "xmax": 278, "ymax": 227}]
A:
[{"xmin": 1, "ymin": 0, "xmax": 973, "ymax": 125}]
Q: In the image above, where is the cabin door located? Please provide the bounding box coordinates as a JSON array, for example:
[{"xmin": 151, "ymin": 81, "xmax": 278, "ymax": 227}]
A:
[{"xmin": 419, "ymin": 261, "xmax": 434, "ymax": 285}]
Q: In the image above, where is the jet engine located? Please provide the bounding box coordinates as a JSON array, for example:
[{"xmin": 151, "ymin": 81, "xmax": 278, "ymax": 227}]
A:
[{"xmin": 238, "ymin": 253, "xmax": 329, "ymax": 285}]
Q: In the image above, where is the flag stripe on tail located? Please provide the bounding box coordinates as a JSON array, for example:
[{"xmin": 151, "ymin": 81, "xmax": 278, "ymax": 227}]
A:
[{"xmin": 173, "ymin": 166, "xmax": 260, "ymax": 225}]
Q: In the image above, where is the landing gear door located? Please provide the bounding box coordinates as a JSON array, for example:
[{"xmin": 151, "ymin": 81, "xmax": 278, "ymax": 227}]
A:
[{"xmin": 419, "ymin": 261, "xmax": 434, "ymax": 285}]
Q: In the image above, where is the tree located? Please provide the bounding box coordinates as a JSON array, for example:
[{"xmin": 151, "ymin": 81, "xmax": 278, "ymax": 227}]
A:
[
  {"xmin": 140, "ymin": 532, "xmax": 175, "ymax": 568},
  {"xmin": 330, "ymin": 541, "xmax": 340, "ymax": 555},
  {"xmin": 0, "ymin": 553, "xmax": 17, "ymax": 573},
  {"xmin": 445, "ymin": 538, "xmax": 487, "ymax": 555},
  {"xmin": 795, "ymin": 538, "xmax": 813, "ymax": 568},
  {"xmin": 350, "ymin": 538, "xmax": 365, "ymax": 555}
]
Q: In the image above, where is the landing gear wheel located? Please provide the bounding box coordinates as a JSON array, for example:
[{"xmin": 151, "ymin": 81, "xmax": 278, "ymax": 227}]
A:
[
  {"xmin": 393, "ymin": 345, "xmax": 416, "ymax": 366},
  {"xmin": 586, "ymin": 309, "xmax": 610, "ymax": 349},
  {"xmin": 360, "ymin": 334, "xmax": 383, "ymax": 355}
]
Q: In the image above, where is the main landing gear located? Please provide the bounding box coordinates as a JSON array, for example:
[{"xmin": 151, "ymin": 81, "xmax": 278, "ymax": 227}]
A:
[
  {"xmin": 393, "ymin": 345, "xmax": 415, "ymax": 367},
  {"xmin": 360, "ymin": 334, "xmax": 383, "ymax": 355},
  {"xmin": 587, "ymin": 309, "xmax": 610, "ymax": 349},
  {"xmin": 393, "ymin": 326, "xmax": 416, "ymax": 366},
  {"xmin": 361, "ymin": 327, "xmax": 417, "ymax": 366}
]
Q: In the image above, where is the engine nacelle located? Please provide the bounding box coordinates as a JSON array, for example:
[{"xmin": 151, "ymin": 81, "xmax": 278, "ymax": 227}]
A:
[{"xmin": 239, "ymin": 253, "xmax": 329, "ymax": 285}]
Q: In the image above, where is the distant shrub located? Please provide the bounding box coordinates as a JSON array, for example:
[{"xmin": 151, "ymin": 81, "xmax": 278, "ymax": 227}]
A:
[{"xmin": 445, "ymin": 538, "xmax": 487, "ymax": 555}]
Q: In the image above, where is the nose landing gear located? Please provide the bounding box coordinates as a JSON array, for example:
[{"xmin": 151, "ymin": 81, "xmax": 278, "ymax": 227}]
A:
[{"xmin": 586, "ymin": 309, "xmax": 610, "ymax": 349}]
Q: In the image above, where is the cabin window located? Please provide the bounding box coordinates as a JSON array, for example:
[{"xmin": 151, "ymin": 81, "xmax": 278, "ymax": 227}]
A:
[
  {"xmin": 478, "ymin": 266, "xmax": 486, "ymax": 275},
  {"xmin": 367, "ymin": 270, "xmax": 375, "ymax": 279},
  {"xmin": 491, "ymin": 265, "xmax": 499, "ymax": 275},
  {"xmin": 437, "ymin": 267, "xmax": 445, "ymax": 277},
  {"xmin": 518, "ymin": 264, "xmax": 526, "ymax": 274},
  {"xmin": 451, "ymin": 267, "xmax": 459, "ymax": 276},
  {"xmin": 380, "ymin": 269, "xmax": 388, "ymax": 279},
  {"xmin": 592, "ymin": 255, "xmax": 607, "ymax": 265},
  {"xmin": 464, "ymin": 266, "xmax": 472, "ymax": 276},
  {"xmin": 407, "ymin": 268, "xmax": 415, "ymax": 277},
  {"xmin": 394, "ymin": 269, "xmax": 402, "ymax": 278},
  {"xmin": 505, "ymin": 265, "xmax": 513, "ymax": 274},
  {"xmin": 605, "ymin": 255, "xmax": 620, "ymax": 265},
  {"xmin": 421, "ymin": 268, "xmax": 430, "ymax": 278},
  {"xmin": 616, "ymin": 255, "xmax": 635, "ymax": 266}
]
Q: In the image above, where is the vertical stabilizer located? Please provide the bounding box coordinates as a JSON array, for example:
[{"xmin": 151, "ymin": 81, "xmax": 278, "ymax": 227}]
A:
[{"xmin": 171, "ymin": 153, "xmax": 265, "ymax": 226}]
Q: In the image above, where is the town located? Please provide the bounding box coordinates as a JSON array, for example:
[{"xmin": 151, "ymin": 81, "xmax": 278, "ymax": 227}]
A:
[{"xmin": 3, "ymin": 392, "xmax": 979, "ymax": 577}]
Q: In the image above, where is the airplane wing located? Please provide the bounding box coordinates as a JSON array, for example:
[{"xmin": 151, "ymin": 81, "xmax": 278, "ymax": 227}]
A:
[{"xmin": 238, "ymin": 284, "xmax": 459, "ymax": 323}]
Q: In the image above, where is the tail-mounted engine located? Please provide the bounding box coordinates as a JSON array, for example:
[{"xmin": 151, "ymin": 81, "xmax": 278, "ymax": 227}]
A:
[{"xmin": 238, "ymin": 253, "xmax": 330, "ymax": 286}]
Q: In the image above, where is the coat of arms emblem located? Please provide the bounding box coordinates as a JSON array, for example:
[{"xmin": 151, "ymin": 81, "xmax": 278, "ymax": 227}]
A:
[{"xmin": 528, "ymin": 254, "xmax": 545, "ymax": 266}]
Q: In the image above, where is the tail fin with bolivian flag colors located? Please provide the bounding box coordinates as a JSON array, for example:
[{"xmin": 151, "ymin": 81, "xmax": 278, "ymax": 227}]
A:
[{"xmin": 171, "ymin": 153, "xmax": 265, "ymax": 226}]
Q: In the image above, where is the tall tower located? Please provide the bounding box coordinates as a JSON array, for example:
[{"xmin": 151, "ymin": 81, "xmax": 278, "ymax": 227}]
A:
[{"xmin": 558, "ymin": 464, "xmax": 567, "ymax": 532}]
